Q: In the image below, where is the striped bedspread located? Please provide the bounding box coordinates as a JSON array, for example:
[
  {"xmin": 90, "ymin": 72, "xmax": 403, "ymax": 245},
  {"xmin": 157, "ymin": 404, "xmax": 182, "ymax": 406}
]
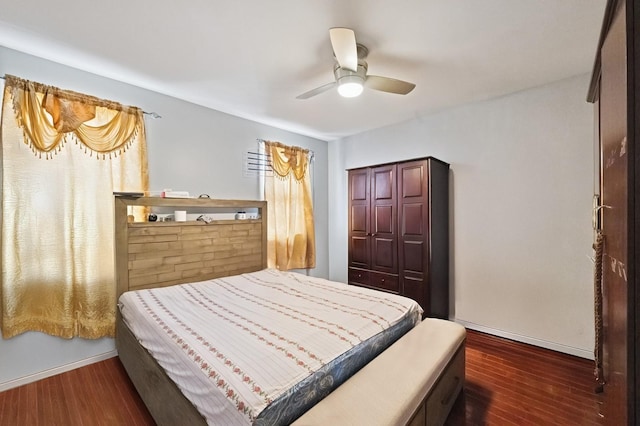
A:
[{"xmin": 118, "ymin": 269, "xmax": 422, "ymax": 425}]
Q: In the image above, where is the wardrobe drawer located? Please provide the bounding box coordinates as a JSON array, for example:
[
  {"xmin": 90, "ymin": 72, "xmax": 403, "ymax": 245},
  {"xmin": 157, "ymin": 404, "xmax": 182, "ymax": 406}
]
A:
[
  {"xmin": 348, "ymin": 268, "xmax": 370, "ymax": 285},
  {"xmin": 370, "ymin": 272, "xmax": 399, "ymax": 293}
]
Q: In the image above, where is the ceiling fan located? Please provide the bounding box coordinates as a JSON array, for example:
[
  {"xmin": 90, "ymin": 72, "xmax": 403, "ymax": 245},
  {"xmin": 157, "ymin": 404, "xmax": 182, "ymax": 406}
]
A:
[{"xmin": 296, "ymin": 27, "xmax": 416, "ymax": 100}]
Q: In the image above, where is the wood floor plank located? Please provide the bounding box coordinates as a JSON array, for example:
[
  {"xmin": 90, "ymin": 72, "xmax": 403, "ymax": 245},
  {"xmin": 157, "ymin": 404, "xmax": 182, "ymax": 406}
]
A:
[{"xmin": 0, "ymin": 329, "xmax": 603, "ymax": 425}]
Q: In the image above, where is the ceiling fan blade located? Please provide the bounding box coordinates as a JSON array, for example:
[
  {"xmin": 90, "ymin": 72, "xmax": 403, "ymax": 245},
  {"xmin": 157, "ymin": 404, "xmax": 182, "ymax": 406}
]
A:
[
  {"xmin": 365, "ymin": 75, "xmax": 416, "ymax": 95},
  {"xmin": 329, "ymin": 27, "xmax": 358, "ymax": 72},
  {"xmin": 296, "ymin": 81, "xmax": 337, "ymax": 99}
]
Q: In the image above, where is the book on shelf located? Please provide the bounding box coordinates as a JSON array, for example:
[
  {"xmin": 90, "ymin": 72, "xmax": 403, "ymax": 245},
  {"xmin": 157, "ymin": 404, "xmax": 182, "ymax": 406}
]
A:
[{"xmin": 113, "ymin": 191, "xmax": 144, "ymax": 197}]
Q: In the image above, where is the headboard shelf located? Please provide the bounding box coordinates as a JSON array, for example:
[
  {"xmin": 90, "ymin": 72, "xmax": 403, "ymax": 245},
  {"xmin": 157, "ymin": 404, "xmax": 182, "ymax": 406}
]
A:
[
  {"xmin": 127, "ymin": 218, "xmax": 263, "ymax": 227},
  {"xmin": 115, "ymin": 196, "xmax": 266, "ymax": 209},
  {"xmin": 114, "ymin": 196, "xmax": 268, "ymax": 297}
]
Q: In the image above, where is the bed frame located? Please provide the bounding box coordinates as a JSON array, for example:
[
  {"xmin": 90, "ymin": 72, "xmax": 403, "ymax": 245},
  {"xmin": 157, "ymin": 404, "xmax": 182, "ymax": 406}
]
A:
[{"xmin": 114, "ymin": 196, "xmax": 465, "ymax": 426}]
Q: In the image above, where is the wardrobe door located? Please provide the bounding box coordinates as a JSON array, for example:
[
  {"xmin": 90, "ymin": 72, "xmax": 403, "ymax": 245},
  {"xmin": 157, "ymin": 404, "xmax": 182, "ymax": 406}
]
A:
[
  {"xmin": 369, "ymin": 164, "xmax": 398, "ymax": 275},
  {"xmin": 398, "ymin": 158, "xmax": 448, "ymax": 318},
  {"xmin": 398, "ymin": 160, "xmax": 429, "ymax": 311},
  {"xmin": 599, "ymin": 2, "xmax": 630, "ymax": 422},
  {"xmin": 348, "ymin": 168, "xmax": 370, "ymax": 272},
  {"xmin": 589, "ymin": 1, "xmax": 640, "ymax": 420}
]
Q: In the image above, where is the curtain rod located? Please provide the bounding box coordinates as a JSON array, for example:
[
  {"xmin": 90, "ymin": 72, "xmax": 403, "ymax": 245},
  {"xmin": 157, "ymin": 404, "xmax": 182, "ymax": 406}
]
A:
[
  {"xmin": 0, "ymin": 75, "xmax": 162, "ymax": 119},
  {"xmin": 256, "ymin": 138, "xmax": 315, "ymax": 159}
]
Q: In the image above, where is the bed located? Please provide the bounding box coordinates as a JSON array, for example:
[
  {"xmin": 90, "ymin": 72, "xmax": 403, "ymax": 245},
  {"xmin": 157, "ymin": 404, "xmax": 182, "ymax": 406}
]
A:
[{"xmin": 114, "ymin": 196, "xmax": 465, "ymax": 426}]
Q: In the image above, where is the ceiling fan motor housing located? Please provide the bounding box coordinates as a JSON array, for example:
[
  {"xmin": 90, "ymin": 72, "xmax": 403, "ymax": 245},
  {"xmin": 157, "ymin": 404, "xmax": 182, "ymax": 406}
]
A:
[{"xmin": 334, "ymin": 61, "xmax": 368, "ymax": 86}]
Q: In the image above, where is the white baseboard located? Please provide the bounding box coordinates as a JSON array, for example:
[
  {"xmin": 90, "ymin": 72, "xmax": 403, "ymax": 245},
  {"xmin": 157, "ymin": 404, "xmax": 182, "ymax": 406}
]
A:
[
  {"xmin": 0, "ymin": 350, "xmax": 117, "ymax": 392},
  {"xmin": 454, "ymin": 319, "xmax": 594, "ymax": 360}
]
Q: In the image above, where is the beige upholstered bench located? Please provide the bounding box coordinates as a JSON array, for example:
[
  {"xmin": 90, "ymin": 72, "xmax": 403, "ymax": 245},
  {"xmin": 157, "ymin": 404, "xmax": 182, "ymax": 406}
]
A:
[{"xmin": 292, "ymin": 318, "xmax": 466, "ymax": 426}]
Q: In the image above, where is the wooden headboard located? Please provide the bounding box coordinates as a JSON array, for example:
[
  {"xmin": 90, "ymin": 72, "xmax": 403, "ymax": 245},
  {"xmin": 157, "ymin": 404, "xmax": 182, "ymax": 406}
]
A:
[{"xmin": 114, "ymin": 196, "xmax": 268, "ymax": 298}]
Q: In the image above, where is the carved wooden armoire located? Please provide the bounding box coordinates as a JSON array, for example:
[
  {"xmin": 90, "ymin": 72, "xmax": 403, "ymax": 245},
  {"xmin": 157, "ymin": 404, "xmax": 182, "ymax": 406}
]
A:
[{"xmin": 347, "ymin": 157, "xmax": 449, "ymax": 319}]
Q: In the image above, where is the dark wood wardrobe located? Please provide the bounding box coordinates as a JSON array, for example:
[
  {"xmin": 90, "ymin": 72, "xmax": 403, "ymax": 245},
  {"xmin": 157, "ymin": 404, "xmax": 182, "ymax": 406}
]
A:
[
  {"xmin": 587, "ymin": 0, "xmax": 640, "ymax": 424},
  {"xmin": 347, "ymin": 157, "xmax": 449, "ymax": 319}
]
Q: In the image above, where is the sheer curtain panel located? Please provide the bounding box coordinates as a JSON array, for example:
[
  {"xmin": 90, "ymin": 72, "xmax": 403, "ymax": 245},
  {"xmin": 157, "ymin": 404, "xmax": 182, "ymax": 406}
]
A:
[
  {"xmin": 0, "ymin": 75, "xmax": 149, "ymax": 339},
  {"xmin": 264, "ymin": 141, "xmax": 315, "ymax": 270}
]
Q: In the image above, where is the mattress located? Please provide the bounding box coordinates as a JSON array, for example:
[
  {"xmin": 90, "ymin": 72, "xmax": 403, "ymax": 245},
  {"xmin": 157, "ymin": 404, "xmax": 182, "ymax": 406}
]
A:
[{"xmin": 118, "ymin": 269, "xmax": 422, "ymax": 425}]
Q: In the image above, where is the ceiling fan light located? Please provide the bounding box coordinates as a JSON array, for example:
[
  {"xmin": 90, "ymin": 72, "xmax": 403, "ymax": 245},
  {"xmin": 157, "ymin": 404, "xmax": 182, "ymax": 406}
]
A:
[{"xmin": 337, "ymin": 75, "xmax": 364, "ymax": 97}]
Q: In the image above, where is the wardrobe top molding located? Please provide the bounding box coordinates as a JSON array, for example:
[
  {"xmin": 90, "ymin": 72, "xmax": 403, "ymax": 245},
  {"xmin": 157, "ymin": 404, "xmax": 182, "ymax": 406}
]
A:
[{"xmin": 346, "ymin": 156, "xmax": 449, "ymax": 171}]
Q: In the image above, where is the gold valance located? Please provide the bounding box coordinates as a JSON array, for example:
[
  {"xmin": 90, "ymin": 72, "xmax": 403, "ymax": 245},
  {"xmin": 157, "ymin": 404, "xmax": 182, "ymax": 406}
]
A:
[
  {"xmin": 4, "ymin": 74, "xmax": 143, "ymax": 159},
  {"xmin": 265, "ymin": 140, "xmax": 310, "ymax": 181}
]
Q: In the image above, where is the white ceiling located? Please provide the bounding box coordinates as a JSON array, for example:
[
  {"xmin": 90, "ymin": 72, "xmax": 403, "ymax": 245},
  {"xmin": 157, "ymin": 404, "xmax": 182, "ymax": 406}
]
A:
[{"xmin": 0, "ymin": 1, "xmax": 606, "ymax": 141}]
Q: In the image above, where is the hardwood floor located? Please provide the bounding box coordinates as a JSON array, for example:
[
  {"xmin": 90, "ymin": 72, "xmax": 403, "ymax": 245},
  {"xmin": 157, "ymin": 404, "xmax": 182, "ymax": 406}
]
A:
[
  {"xmin": 0, "ymin": 357, "xmax": 154, "ymax": 426},
  {"xmin": 446, "ymin": 330, "xmax": 603, "ymax": 426},
  {"xmin": 0, "ymin": 329, "xmax": 603, "ymax": 425}
]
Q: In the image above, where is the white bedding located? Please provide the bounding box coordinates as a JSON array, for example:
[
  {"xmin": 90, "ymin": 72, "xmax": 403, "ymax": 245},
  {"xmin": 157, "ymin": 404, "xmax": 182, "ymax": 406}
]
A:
[{"xmin": 118, "ymin": 269, "xmax": 422, "ymax": 425}]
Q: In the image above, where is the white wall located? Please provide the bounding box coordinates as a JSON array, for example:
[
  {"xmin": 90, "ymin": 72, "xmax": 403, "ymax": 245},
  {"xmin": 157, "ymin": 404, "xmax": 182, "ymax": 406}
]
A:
[
  {"xmin": 328, "ymin": 74, "xmax": 595, "ymax": 358},
  {"xmin": 0, "ymin": 46, "xmax": 328, "ymax": 389}
]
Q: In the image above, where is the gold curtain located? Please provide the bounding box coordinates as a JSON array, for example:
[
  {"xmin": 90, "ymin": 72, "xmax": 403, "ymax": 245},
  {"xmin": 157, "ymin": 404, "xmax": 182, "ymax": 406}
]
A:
[
  {"xmin": 1, "ymin": 75, "xmax": 149, "ymax": 339},
  {"xmin": 264, "ymin": 141, "xmax": 315, "ymax": 270}
]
